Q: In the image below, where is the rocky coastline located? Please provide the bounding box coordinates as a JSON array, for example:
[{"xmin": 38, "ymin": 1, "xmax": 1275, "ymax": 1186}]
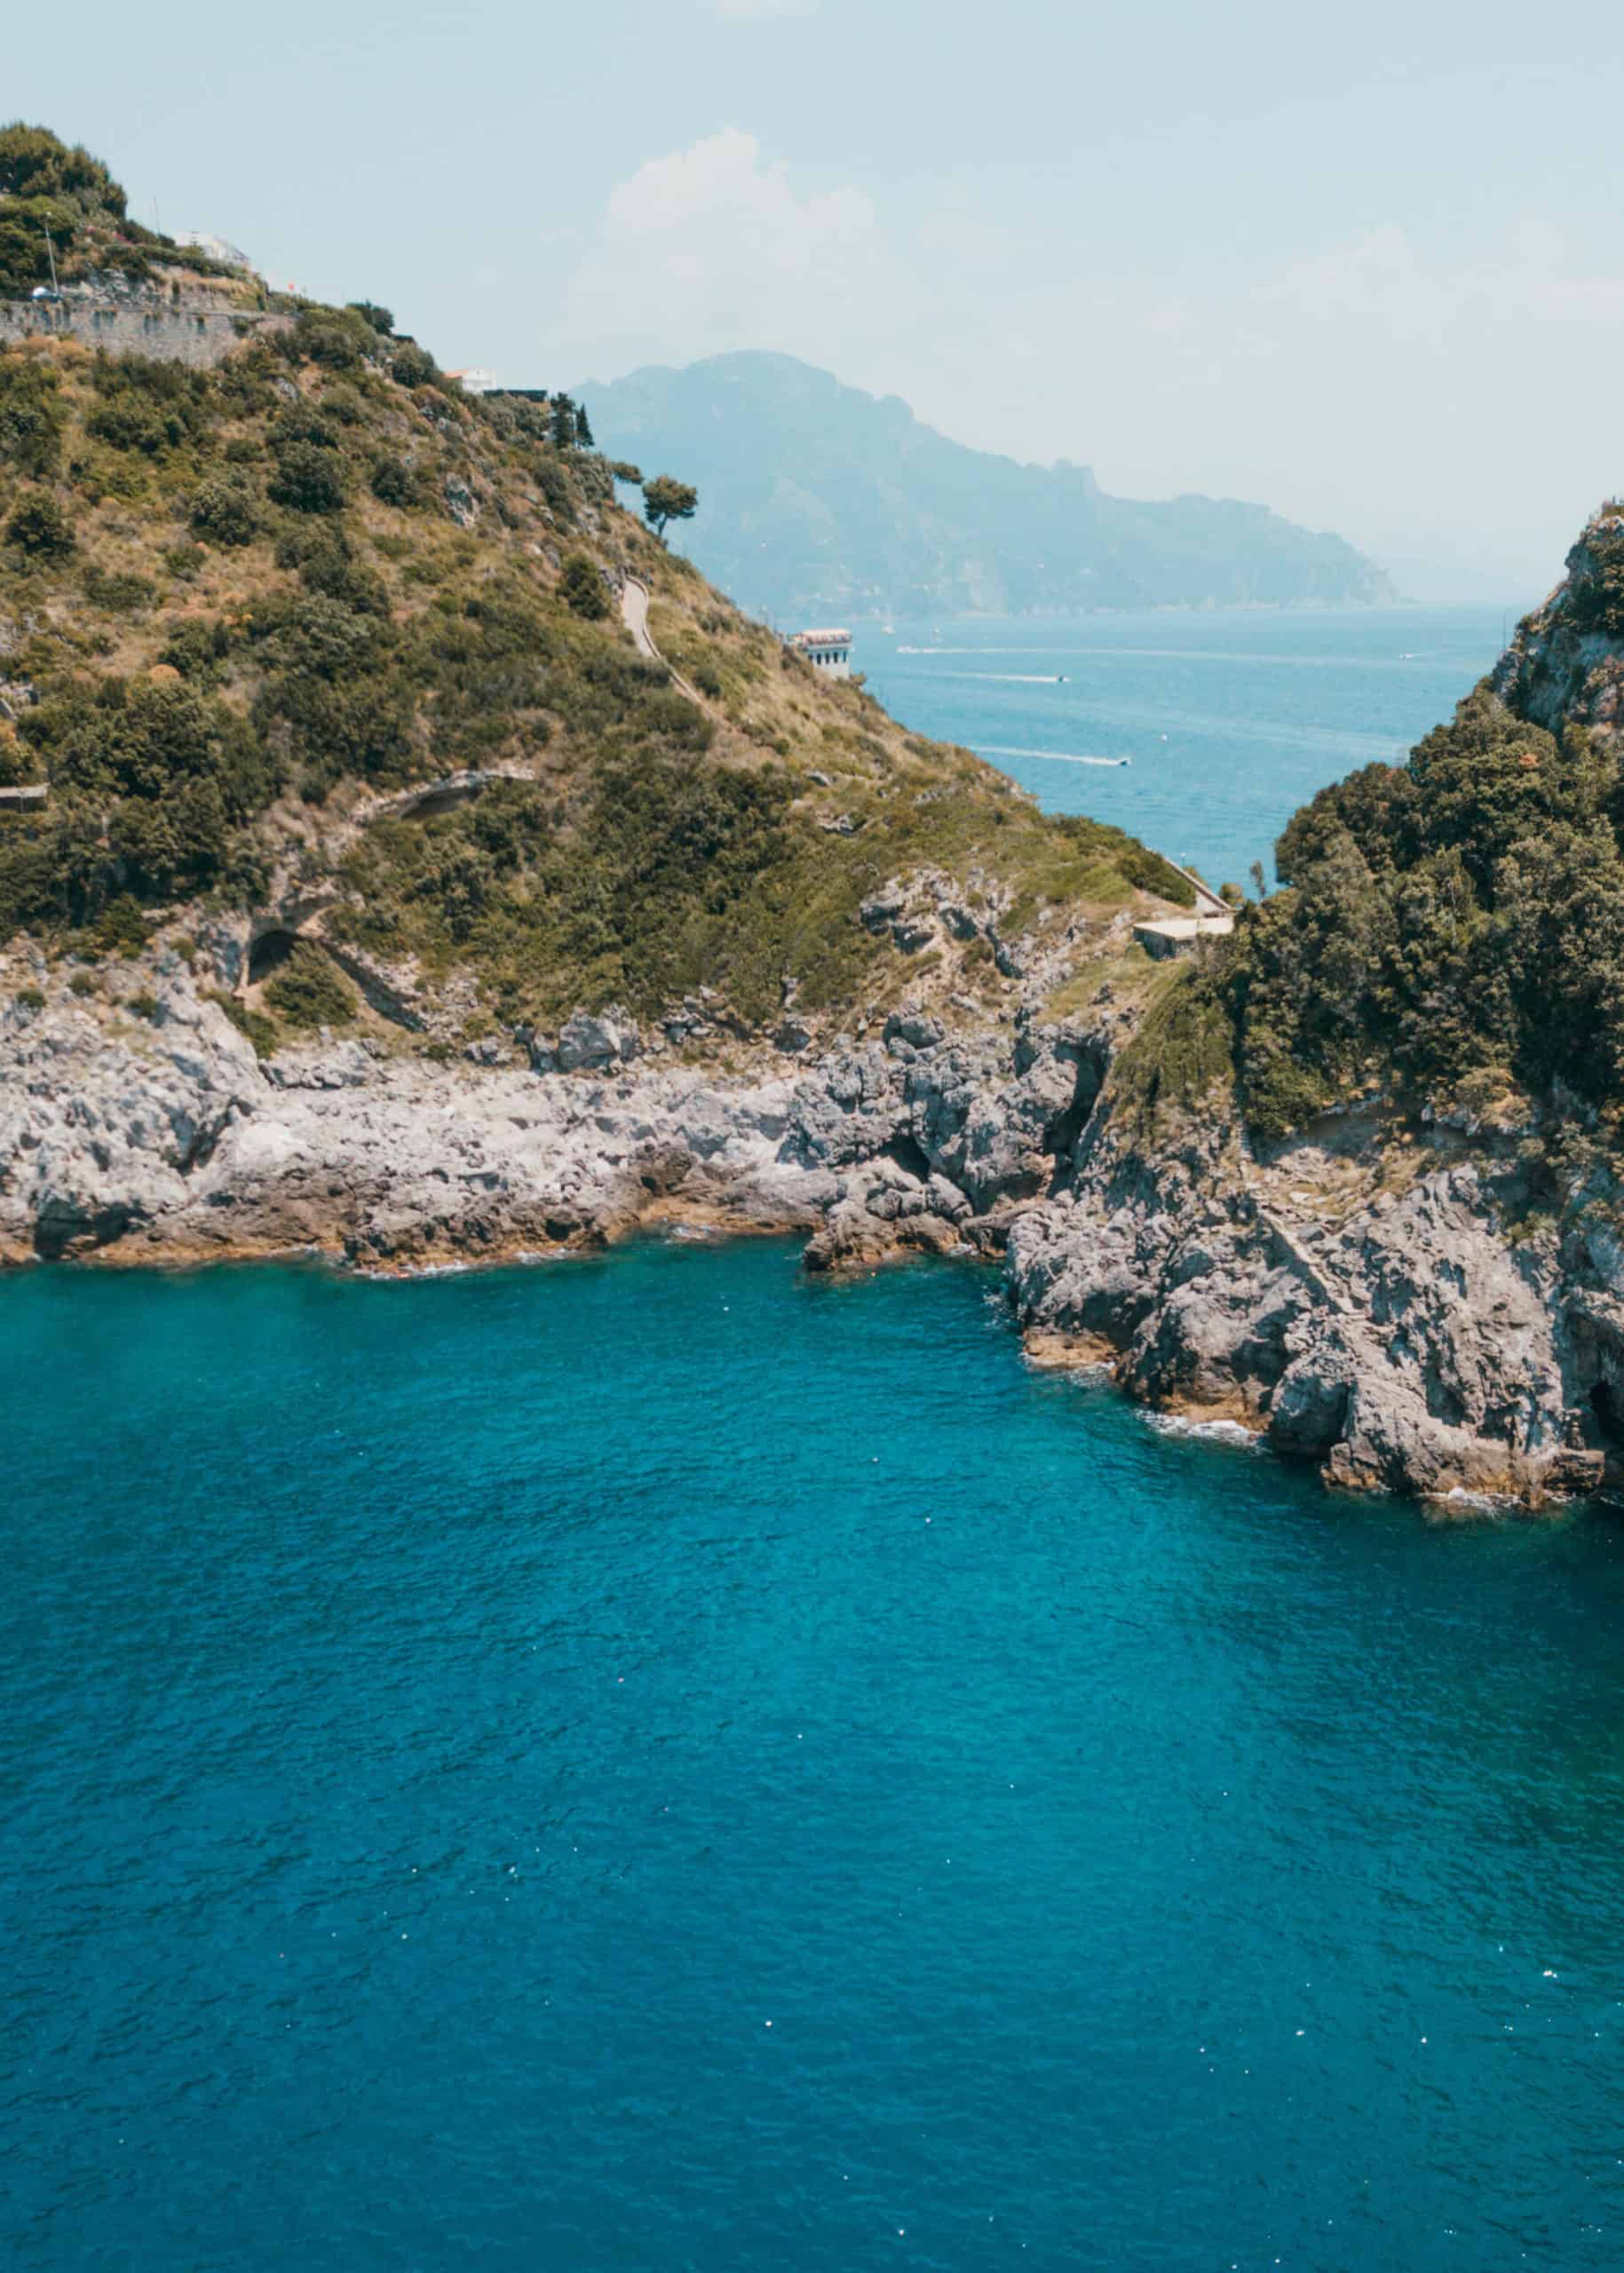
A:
[{"xmin": 5, "ymin": 946, "xmax": 1620, "ymax": 1513}]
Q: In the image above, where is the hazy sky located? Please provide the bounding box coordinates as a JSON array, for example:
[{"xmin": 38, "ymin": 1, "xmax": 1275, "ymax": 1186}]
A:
[{"xmin": 10, "ymin": 0, "xmax": 1624, "ymax": 590}]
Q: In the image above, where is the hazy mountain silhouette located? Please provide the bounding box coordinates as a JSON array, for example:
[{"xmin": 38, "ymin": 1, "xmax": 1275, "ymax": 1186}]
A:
[{"xmin": 581, "ymin": 352, "xmax": 1394, "ymax": 621}]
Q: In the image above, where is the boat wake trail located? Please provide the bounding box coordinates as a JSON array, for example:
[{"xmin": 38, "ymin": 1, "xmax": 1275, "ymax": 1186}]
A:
[{"xmin": 976, "ymin": 745, "xmax": 1131, "ymax": 768}]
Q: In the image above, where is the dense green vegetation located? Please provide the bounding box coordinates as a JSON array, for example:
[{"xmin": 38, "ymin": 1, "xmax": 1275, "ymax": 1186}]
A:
[
  {"xmin": 1109, "ymin": 968, "xmax": 1236, "ymax": 1136},
  {"xmin": 1196, "ymin": 529, "xmax": 1624, "ymax": 1141},
  {"xmin": 328, "ymin": 756, "xmax": 1187, "ymax": 1028},
  {"xmin": 0, "ymin": 321, "xmax": 631, "ymax": 940},
  {"xmin": 0, "ymin": 123, "xmax": 123, "ymax": 297},
  {"xmin": 262, "ymin": 940, "xmax": 358, "ymax": 1029}
]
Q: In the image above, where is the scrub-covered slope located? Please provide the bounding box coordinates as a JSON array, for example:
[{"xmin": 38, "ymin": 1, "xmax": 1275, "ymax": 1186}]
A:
[{"xmin": 0, "ymin": 131, "xmax": 1192, "ymax": 1064}]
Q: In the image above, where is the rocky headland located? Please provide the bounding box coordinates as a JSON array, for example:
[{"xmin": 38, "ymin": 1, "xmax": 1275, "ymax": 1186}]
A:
[{"xmin": 5, "ymin": 891, "xmax": 1620, "ymax": 1514}]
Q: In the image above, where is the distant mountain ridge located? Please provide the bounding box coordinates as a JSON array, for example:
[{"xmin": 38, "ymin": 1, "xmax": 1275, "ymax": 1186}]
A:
[{"xmin": 579, "ymin": 352, "xmax": 1394, "ymax": 622}]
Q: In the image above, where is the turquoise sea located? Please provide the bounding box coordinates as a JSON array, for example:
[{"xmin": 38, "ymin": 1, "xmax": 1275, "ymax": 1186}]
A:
[
  {"xmin": 14, "ymin": 602, "xmax": 1624, "ymax": 2273},
  {"xmin": 861, "ymin": 604, "xmax": 1517, "ymax": 888}
]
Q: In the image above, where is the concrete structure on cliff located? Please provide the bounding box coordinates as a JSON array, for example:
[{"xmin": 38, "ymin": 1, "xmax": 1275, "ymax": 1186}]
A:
[
  {"xmin": 1130, "ymin": 910, "xmax": 1234, "ymax": 958},
  {"xmin": 789, "ymin": 628, "xmax": 852, "ymax": 677},
  {"xmin": 175, "ymin": 232, "xmax": 253, "ymax": 273},
  {"xmin": 1131, "ymin": 862, "xmax": 1234, "ymax": 957}
]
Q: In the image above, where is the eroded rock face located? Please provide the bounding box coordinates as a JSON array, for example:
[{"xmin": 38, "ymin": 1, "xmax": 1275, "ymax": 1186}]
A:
[
  {"xmin": 3, "ymin": 954, "xmax": 1619, "ymax": 1509},
  {"xmin": 0, "ymin": 982, "xmax": 262, "ymax": 1259},
  {"xmin": 1492, "ymin": 511, "xmax": 1624, "ymax": 748},
  {"xmin": 555, "ymin": 1009, "xmax": 639, "ymax": 1073},
  {"xmin": 443, "ymin": 475, "xmax": 479, "ymax": 530},
  {"xmin": 1005, "ymin": 1103, "xmax": 1609, "ymax": 1507}
]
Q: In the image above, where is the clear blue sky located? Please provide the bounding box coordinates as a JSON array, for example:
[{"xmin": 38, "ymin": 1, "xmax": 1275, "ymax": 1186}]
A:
[{"xmin": 9, "ymin": 0, "xmax": 1623, "ymax": 589}]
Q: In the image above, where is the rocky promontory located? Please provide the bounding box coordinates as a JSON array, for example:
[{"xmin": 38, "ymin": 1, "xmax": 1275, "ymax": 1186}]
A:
[{"xmin": 6, "ymin": 916, "xmax": 1621, "ymax": 1514}]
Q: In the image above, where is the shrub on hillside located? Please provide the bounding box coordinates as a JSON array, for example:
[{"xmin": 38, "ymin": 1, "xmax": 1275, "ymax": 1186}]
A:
[
  {"xmin": 0, "ymin": 356, "xmax": 66, "ymax": 478},
  {"xmin": 86, "ymin": 355, "xmax": 213, "ymax": 456},
  {"xmin": 271, "ymin": 401, "xmax": 343, "ymax": 450},
  {"xmin": 289, "ymin": 307, "xmax": 374, "ymax": 370},
  {"xmin": 274, "ymin": 522, "xmax": 388, "ymax": 614},
  {"xmin": 110, "ymin": 772, "xmax": 237, "ymax": 897},
  {"xmin": 369, "ymin": 453, "xmax": 420, "ymax": 509},
  {"xmin": 558, "ymin": 554, "xmax": 608, "ymax": 619},
  {"xmin": 534, "ymin": 456, "xmax": 574, "ymax": 523},
  {"xmin": 633, "ymin": 688, "xmax": 713, "ymax": 753},
  {"xmin": 0, "ymin": 125, "xmax": 124, "ymax": 213},
  {"xmin": 262, "ymin": 940, "xmax": 357, "ymax": 1029},
  {"xmin": 82, "ymin": 565, "xmax": 154, "ymax": 614},
  {"xmin": 160, "ymin": 617, "xmax": 233, "ymax": 682},
  {"xmin": 319, "ymin": 383, "xmax": 365, "ymax": 426},
  {"xmin": 5, "ymin": 493, "xmax": 74, "ymax": 558},
  {"xmin": 267, "ymin": 438, "xmax": 346, "ymax": 513},
  {"xmin": 188, "ymin": 475, "xmax": 259, "ymax": 547},
  {"xmin": 389, "ymin": 341, "xmax": 438, "ymax": 390},
  {"xmin": 91, "ymin": 895, "xmax": 152, "ymax": 957}
]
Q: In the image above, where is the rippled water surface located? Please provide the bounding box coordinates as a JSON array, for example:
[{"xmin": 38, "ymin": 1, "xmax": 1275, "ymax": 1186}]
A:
[
  {"xmin": 860, "ymin": 605, "xmax": 1513, "ymax": 887},
  {"xmin": 7, "ymin": 1246, "xmax": 1624, "ymax": 2270}
]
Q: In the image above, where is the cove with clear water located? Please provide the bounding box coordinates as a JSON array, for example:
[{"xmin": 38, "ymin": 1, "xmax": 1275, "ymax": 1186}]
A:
[
  {"xmin": 12, "ymin": 600, "xmax": 1624, "ymax": 2273},
  {"xmin": 8, "ymin": 1247, "xmax": 1624, "ymax": 2272}
]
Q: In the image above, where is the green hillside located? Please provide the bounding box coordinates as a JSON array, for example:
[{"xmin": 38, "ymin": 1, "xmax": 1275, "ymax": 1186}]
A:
[{"xmin": 0, "ymin": 131, "xmax": 1193, "ymax": 1057}]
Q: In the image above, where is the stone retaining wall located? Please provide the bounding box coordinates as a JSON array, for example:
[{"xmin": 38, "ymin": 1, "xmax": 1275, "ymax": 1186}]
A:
[{"xmin": 0, "ymin": 300, "xmax": 291, "ymax": 369}]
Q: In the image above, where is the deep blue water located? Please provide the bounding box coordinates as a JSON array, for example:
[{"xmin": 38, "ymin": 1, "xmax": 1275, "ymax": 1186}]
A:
[
  {"xmin": 860, "ymin": 606, "xmax": 1517, "ymax": 887},
  {"xmin": 9, "ymin": 1246, "xmax": 1624, "ymax": 2271}
]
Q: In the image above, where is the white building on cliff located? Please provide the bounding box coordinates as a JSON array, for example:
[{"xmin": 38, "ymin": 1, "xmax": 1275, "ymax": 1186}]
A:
[{"xmin": 789, "ymin": 628, "xmax": 852, "ymax": 678}]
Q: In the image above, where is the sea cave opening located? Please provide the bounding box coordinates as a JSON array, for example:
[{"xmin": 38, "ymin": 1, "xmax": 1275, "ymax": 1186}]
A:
[
  {"xmin": 1590, "ymin": 1381, "xmax": 1623, "ymax": 1448},
  {"xmin": 247, "ymin": 929, "xmax": 298, "ymax": 986}
]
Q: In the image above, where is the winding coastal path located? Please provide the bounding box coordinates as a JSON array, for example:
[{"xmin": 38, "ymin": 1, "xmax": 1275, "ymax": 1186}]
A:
[{"xmin": 620, "ymin": 575, "xmax": 702, "ymax": 703}]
